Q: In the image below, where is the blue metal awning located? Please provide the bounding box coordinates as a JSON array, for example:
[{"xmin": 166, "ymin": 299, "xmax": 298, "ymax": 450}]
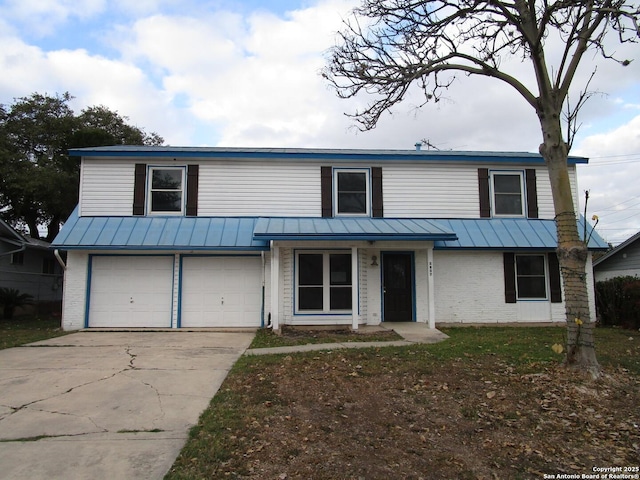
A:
[
  {"xmin": 253, "ymin": 217, "xmax": 458, "ymax": 241},
  {"xmin": 53, "ymin": 209, "xmax": 608, "ymax": 251},
  {"xmin": 433, "ymin": 217, "xmax": 608, "ymax": 250},
  {"xmin": 52, "ymin": 208, "xmax": 269, "ymax": 251}
]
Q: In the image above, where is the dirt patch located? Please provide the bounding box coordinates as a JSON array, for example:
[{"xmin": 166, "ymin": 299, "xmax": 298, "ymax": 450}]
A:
[{"xmin": 219, "ymin": 352, "xmax": 640, "ymax": 479}]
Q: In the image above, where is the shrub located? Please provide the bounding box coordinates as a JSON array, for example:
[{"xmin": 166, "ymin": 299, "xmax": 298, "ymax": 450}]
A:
[
  {"xmin": 0, "ymin": 288, "xmax": 34, "ymax": 320},
  {"xmin": 595, "ymin": 276, "xmax": 640, "ymax": 329}
]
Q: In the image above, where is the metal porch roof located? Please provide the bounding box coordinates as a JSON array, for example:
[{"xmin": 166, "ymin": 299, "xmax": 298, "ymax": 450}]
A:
[
  {"xmin": 52, "ymin": 208, "xmax": 269, "ymax": 251},
  {"xmin": 52, "ymin": 209, "xmax": 608, "ymax": 251},
  {"xmin": 433, "ymin": 218, "xmax": 609, "ymax": 250},
  {"xmin": 253, "ymin": 217, "xmax": 458, "ymax": 241}
]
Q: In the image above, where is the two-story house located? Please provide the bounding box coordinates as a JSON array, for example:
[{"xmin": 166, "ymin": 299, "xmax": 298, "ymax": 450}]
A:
[{"xmin": 51, "ymin": 146, "xmax": 607, "ymax": 330}]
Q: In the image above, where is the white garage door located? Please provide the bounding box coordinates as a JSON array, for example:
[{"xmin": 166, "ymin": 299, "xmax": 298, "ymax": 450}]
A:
[
  {"xmin": 88, "ymin": 256, "xmax": 174, "ymax": 328},
  {"xmin": 181, "ymin": 256, "xmax": 262, "ymax": 327}
]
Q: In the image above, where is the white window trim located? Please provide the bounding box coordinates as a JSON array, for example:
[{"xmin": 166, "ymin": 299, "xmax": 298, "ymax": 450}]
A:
[
  {"xmin": 295, "ymin": 250, "xmax": 353, "ymax": 314},
  {"xmin": 490, "ymin": 170, "xmax": 526, "ymax": 217},
  {"xmin": 333, "ymin": 168, "xmax": 371, "ymax": 217},
  {"xmin": 147, "ymin": 166, "xmax": 186, "ymax": 215},
  {"xmin": 515, "ymin": 253, "xmax": 549, "ymax": 301}
]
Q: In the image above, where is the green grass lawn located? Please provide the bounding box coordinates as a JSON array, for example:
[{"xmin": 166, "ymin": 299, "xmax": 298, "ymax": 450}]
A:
[
  {"xmin": 0, "ymin": 315, "xmax": 70, "ymax": 350},
  {"xmin": 166, "ymin": 325, "xmax": 640, "ymax": 479}
]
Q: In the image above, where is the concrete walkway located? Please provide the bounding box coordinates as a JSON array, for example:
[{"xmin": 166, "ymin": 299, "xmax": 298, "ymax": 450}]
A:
[
  {"xmin": 0, "ymin": 331, "xmax": 254, "ymax": 480},
  {"xmin": 246, "ymin": 322, "xmax": 449, "ymax": 356}
]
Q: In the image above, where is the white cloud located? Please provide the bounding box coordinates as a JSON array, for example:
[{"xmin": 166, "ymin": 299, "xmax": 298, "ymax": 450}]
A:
[{"xmin": 0, "ymin": 0, "xmax": 106, "ymax": 36}]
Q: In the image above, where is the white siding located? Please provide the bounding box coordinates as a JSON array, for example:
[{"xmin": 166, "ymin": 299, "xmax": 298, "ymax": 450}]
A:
[
  {"xmin": 199, "ymin": 161, "xmax": 320, "ymax": 216},
  {"xmin": 78, "ymin": 157, "xmax": 577, "ymax": 220},
  {"xmin": 383, "ymin": 163, "xmax": 479, "ymax": 218},
  {"xmin": 383, "ymin": 163, "xmax": 577, "ymax": 220},
  {"xmin": 80, "ymin": 161, "xmax": 135, "ymax": 216},
  {"xmin": 61, "ymin": 251, "xmax": 89, "ymax": 330},
  {"xmin": 535, "ymin": 166, "xmax": 579, "ymax": 219}
]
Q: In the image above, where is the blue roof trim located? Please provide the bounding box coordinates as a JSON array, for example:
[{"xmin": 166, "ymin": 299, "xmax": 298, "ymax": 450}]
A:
[
  {"xmin": 433, "ymin": 217, "xmax": 608, "ymax": 250},
  {"xmin": 253, "ymin": 217, "xmax": 458, "ymax": 241},
  {"xmin": 52, "ymin": 208, "xmax": 269, "ymax": 251},
  {"xmin": 67, "ymin": 146, "xmax": 588, "ymax": 165}
]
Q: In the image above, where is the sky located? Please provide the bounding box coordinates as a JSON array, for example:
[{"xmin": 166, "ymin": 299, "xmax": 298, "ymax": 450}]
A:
[{"xmin": 0, "ymin": 0, "xmax": 638, "ymax": 246}]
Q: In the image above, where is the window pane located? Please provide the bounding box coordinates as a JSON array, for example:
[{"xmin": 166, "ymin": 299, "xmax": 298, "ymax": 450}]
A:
[
  {"xmin": 337, "ymin": 172, "xmax": 367, "ymax": 214},
  {"xmin": 517, "ymin": 277, "xmax": 547, "ymax": 298},
  {"xmin": 330, "ymin": 254, "xmax": 352, "ymax": 285},
  {"xmin": 330, "ymin": 287, "xmax": 352, "ymax": 310},
  {"xmin": 495, "ymin": 194, "xmax": 522, "ymax": 215},
  {"xmin": 516, "ymin": 255, "xmax": 547, "ymax": 298},
  {"xmin": 151, "ymin": 192, "xmax": 182, "ymax": 212},
  {"xmin": 152, "ymin": 169, "xmax": 182, "ymax": 190},
  {"xmin": 338, "ymin": 172, "xmax": 366, "ymax": 191},
  {"xmin": 338, "ymin": 193, "xmax": 366, "ymax": 213},
  {"xmin": 494, "ymin": 175, "xmax": 521, "ymax": 194},
  {"xmin": 493, "ymin": 174, "xmax": 523, "ymax": 215},
  {"xmin": 299, "ymin": 254, "xmax": 323, "ymax": 286},
  {"xmin": 517, "ymin": 256, "xmax": 545, "ymax": 275},
  {"xmin": 299, "ymin": 287, "xmax": 323, "ymax": 310}
]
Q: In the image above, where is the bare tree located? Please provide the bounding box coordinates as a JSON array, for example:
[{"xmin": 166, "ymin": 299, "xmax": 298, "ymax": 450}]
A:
[{"xmin": 324, "ymin": 0, "xmax": 640, "ymax": 376}]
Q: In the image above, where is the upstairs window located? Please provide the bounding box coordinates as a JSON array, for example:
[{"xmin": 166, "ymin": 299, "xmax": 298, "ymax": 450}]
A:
[
  {"xmin": 148, "ymin": 167, "xmax": 185, "ymax": 214},
  {"xmin": 491, "ymin": 171, "xmax": 525, "ymax": 216},
  {"xmin": 334, "ymin": 169, "xmax": 370, "ymax": 216}
]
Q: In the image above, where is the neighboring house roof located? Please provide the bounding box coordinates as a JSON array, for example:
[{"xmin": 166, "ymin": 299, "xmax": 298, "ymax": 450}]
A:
[
  {"xmin": 434, "ymin": 217, "xmax": 608, "ymax": 250},
  {"xmin": 593, "ymin": 230, "xmax": 640, "ymax": 268},
  {"xmin": 67, "ymin": 146, "xmax": 589, "ymax": 165},
  {"xmin": 53, "ymin": 209, "xmax": 608, "ymax": 251},
  {"xmin": 0, "ymin": 219, "xmax": 52, "ymax": 253},
  {"xmin": 0, "ymin": 219, "xmax": 25, "ymax": 248},
  {"xmin": 253, "ymin": 217, "xmax": 457, "ymax": 241},
  {"xmin": 52, "ymin": 208, "xmax": 268, "ymax": 251}
]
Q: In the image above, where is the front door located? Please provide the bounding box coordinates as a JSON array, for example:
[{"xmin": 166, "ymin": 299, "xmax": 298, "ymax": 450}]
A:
[{"xmin": 382, "ymin": 252, "xmax": 414, "ymax": 322}]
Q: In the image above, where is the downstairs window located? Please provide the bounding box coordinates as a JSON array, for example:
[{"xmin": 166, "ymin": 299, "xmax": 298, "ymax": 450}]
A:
[{"xmin": 296, "ymin": 251, "xmax": 352, "ymax": 313}]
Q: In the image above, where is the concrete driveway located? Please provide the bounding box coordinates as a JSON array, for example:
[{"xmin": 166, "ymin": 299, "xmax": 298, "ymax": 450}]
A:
[{"xmin": 0, "ymin": 331, "xmax": 255, "ymax": 480}]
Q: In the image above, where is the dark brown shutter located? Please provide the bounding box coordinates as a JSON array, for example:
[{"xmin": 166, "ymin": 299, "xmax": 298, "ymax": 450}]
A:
[
  {"xmin": 186, "ymin": 164, "xmax": 199, "ymax": 216},
  {"xmin": 525, "ymin": 169, "xmax": 539, "ymax": 218},
  {"xmin": 478, "ymin": 168, "xmax": 490, "ymax": 218},
  {"xmin": 548, "ymin": 252, "xmax": 562, "ymax": 303},
  {"xmin": 321, "ymin": 166, "xmax": 332, "ymax": 218},
  {"xmin": 133, "ymin": 163, "xmax": 147, "ymax": 216},
  {"xmin": 503, "ymin": 252, "xmax": 517, "ymax": 303},
  {"xmin": 372, "ymin": 167, "xmax": 383, "ymax": 218}
]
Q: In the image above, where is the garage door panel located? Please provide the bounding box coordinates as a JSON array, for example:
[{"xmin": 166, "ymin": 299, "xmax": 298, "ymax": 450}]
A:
[
  {"xmin": 89, "ymin": 256, "xmax": 173, "ymax": 328},
  {"xmin": 181, "ymin": 256, "xmax": 262, "ymax": 327}
]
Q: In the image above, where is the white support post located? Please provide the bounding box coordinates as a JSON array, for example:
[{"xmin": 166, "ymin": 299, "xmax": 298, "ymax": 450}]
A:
[
  {"xmin": 427, "ymin": 247, "xmax": 436, "ymax": 329},
  {"xmin": 351, "ymin": 246, "xmax": 359, "ymax": 330},
  {"xmin": 270, "ymin": 243, "xmax": 280, "ymax": 331}
]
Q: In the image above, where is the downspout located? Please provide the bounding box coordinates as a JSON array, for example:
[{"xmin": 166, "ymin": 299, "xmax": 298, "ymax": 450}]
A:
[
  {"xmin": 260, "ymin": 251, "xmax": 265, "ymax": 328},
  {"xmin": 54, "ymin": 249, "xmax": 67, "ymax": 270}
]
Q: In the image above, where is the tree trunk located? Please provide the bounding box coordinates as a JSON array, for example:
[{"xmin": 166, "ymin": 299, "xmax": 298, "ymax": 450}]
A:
[
  {"xmin": 538, "ymin": 107, "xmax": 600, "ymax": 377},
  {"xmin": 46, "ymin": 215, "xmax": 60, "ymax": 242},
  {"xmin": 26, "ymin": 216, "xmax": 40, "ymax": 240}
]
